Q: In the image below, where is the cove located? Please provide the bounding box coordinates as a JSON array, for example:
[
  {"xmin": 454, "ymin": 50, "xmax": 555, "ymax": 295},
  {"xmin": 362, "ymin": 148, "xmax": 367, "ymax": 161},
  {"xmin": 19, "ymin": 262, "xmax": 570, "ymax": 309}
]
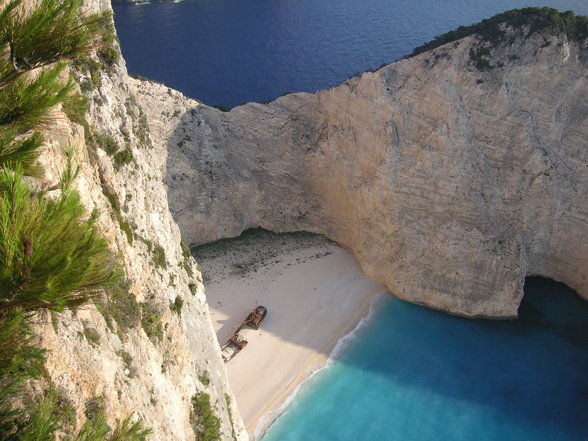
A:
[{"xmin": 262, "ymin": 277, "xmax": 588, "ymax": 441}]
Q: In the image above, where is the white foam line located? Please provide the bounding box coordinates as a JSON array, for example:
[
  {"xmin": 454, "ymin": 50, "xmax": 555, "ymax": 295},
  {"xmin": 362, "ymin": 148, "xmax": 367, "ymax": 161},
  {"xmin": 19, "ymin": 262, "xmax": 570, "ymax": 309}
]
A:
[
  {"xmin": 130, "ymin": 0, "xmax": 183, "ymax": 5},
  {"xmin": 253, "ymin": 292, "xmax": 387, "ymax": 441}
]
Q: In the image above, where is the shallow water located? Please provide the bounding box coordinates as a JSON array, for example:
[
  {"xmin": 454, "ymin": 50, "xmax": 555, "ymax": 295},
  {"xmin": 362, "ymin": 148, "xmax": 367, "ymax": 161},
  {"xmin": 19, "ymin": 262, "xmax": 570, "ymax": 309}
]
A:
[
  {"xmin": 112, "ymin": 0, "xmax": 588, "ymax": 107},
  {"xmin": 262, "ymin": 277, "xmax": 588, "ymax": 441}
]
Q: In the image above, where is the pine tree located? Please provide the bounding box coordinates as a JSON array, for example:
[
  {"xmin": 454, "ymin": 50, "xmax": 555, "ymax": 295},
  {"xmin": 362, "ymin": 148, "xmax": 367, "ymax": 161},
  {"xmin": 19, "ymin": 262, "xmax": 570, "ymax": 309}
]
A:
[
  {"xmin": 0, "ymin": 1, "xmax": 150, "ymax": 439},
  {"xmin": 0, "ymin": 0, "xmax": 112, "ymax": 175},
  {"xmin": 0, "ymin": 167, "xmax": 118, "ymax": 313}
]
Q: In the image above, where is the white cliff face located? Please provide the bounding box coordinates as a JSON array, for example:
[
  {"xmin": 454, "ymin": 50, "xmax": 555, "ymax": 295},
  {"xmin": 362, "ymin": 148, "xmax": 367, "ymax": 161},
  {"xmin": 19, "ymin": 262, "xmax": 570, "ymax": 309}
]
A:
[
  {"xmin": 138, "ymin": 30, "xmax": 587, "ymax": 319},
  {"xmin": 30, "ymin": 1, "xmax": 248, "ymax": 440},
  {"xmin": 30, "ymin": 7, "xmax": 586, "ymax": 440}
]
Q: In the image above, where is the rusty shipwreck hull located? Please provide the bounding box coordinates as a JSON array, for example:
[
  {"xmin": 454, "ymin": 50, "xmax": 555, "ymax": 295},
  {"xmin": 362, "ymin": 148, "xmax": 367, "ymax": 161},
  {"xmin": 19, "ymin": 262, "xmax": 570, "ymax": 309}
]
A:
[{"xmin": 221, "ymin": 306, "xmax": 267, "ymax": 362}]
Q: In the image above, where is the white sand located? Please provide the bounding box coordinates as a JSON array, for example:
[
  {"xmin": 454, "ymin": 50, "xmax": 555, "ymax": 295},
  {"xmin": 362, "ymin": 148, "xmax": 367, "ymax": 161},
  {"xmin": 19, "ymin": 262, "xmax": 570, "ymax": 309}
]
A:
[{"xmin": 195, "ymin": 231, "xmax": 388, "ymax": 439}]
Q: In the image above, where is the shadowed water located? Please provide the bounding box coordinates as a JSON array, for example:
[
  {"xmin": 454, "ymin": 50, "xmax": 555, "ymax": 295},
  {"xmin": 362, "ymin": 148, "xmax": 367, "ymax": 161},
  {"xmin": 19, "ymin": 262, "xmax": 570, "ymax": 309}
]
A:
[
  {"xmin": 112, "ymin": 0, "xmax": 588, "ymax": 107},
  {"xmin": 262, "ymin": 277, "xmax": 588, "ymax": 441}
]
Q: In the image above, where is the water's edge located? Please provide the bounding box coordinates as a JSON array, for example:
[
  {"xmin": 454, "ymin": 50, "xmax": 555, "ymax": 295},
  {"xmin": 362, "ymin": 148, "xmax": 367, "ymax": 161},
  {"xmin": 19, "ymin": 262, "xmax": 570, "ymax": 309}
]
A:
[{"xmin": 253, "ymin": 293, "xmax": 388, "ymax": 441}]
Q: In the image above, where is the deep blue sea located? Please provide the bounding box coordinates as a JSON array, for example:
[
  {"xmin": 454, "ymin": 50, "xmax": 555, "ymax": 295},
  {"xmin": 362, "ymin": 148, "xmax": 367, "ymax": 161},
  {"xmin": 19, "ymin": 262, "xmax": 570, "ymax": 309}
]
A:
[
  {"xmin": 262, "ymin": 278, "xmax": 588, "ymax": 441},
  {"xmin": 112, "ymin": 0, "xmax": 588, "ymax": 107}
]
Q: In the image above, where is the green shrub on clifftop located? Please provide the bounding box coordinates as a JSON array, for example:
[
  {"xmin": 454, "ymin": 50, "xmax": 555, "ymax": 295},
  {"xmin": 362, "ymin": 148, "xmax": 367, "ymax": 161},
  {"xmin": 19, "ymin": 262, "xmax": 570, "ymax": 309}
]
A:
[{"xmin": 410, "ymin": 8, "xmax": 588, "ymax": 58}]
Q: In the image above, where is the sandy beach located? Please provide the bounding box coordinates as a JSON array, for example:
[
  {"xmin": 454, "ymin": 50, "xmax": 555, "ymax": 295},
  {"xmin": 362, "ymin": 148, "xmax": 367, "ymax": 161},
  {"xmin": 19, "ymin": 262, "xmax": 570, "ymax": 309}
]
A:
[{"xmin": 193, "ymin": 230, "xmax": 388, "ymax": 439}]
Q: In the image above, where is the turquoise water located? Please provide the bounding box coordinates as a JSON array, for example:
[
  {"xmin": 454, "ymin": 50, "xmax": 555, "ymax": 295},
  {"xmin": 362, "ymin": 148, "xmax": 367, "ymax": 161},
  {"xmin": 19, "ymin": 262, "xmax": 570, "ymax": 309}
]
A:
[
  {"xmin": 262, "ymin": 278, "xmax": 588, "ymax": 441},
  {"xmin": 112, "ymin": 0, "xmax": 588, "ymax": 107}
]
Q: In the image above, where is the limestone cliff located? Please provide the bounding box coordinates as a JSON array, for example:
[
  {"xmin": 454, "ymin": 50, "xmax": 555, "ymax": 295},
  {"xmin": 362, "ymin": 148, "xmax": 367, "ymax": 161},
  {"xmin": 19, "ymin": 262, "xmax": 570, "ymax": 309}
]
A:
[
  {"xmin": 32, "ymin": 7, "xmax": 587, "ymax": 441},
  {"xmin": 136, "ymin": 13, "xmax": 587, "ymax": 318},
  {"xmin": 31, "ymin": 0, "xmax": 247, "ymax": 440}
]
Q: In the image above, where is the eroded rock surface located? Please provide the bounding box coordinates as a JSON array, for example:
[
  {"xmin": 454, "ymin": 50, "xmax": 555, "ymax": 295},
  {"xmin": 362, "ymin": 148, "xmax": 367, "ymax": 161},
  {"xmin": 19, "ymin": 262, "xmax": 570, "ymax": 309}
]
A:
[
  {"xmin": 31, "ymin": 1, "xmax": 248, "ymax": 439},
  {"xmin": 138, "ymin": 29, "xmax": 587, "ymax": 318}
]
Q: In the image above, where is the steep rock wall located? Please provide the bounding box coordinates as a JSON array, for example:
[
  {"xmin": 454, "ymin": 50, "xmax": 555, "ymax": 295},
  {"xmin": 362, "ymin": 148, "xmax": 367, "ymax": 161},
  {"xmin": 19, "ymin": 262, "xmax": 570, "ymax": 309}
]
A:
[
  {"xmin": 30, "ymin": 0, "xmax": 248, "ymax": 439},
  {"xmin": 139, "ymin": 29, "xmax": 587, "ymax": 318}
]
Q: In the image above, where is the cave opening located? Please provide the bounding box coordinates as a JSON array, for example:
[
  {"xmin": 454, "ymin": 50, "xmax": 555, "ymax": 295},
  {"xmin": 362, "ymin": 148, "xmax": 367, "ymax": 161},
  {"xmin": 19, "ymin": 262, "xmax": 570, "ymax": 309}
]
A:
[{"xmin": 518, "ymin": 276, "xmax": 588, "ymax": 346}]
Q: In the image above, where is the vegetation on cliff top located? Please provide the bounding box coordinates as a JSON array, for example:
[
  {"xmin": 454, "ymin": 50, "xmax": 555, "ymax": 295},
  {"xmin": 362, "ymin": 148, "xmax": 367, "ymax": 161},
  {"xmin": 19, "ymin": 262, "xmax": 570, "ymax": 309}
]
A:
[{"xmin": 410, "ymin": 7, "xmax": 588, "ymax": 57}]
